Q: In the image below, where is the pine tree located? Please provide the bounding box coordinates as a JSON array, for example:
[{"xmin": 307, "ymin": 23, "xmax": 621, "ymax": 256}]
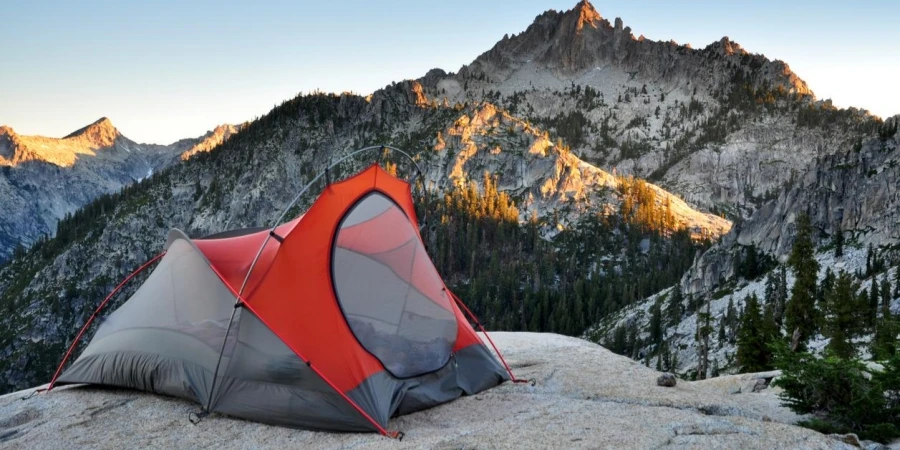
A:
[
  {"xmin": 870, "ymin": 277, "xmax": 881, "ymax": 328},
  {"xmin": 666, "ymin": 284, "xmax": 684, "ymax": 327},
  {"xmin": 857, "ymin": 287, "xmax": 871, "ymax": 327},
  {"xmin": 764, "ymin": 271, "xmax": 778, "ymax": 306},
  {"xmin": 695, "ymin": 296, "xmax": 712, "ymax": 380},
  {"xmin": 872, "ymin": 275, "xmax": 898, "ymax": 360},
  {"xmin": 627, "ymin": 327, "xmax": 639, "ymax": 359},
  {"xmin": 785, "ymin": 214, "xmax": 820, "ymax": 350},
  {"xmin": 825, "ymin": 271, "xmax": 860, "ymax": 359},
  {"xmin": 871, "ymin": 309, "xmax": 897, "ymax": 361},
  {"xmin": 894, "ymin": 266, "xmax": 900, "ymax": 298},
  {"xmin": 656, "ymin": 349, "xmax": 664, "ymax": 371},
  {"xmin": 763, "ymin": 300, "xmax": 781, "ymax": 341},
  {"xmin": 833, "ymin": 226, "xmax": 844, "ymax": 258},
  {"xmin": 772, "ymin": 265, "xmax": 788, "ymax": 330},
  {"xmin": 739, "ymin": 244, "xmax": 761, "ymax": 280},
  {"xmin": 717, "ymin": 318, "xmax": 726, "ymax": 348},
  {"xmin": 649, "ymin": 299, "xmax": 663, "ymax": 344},
  {"xmin": 818, "ymin": 268, "xmax": 835, "ymax": 311},
  {"xmin": 866, "ymin": 244, "xmax": 874, "ymax": 277},
  {"xmin": 726, "ymin": 297, "xmax": 738, "ymax": 344},
  {"xmin": 611, "ymin": 325, "xmax": 627, "ymax": 355},
  {"xmin": 11, "ymin": 242, "xmax": 26, "ymax": 260},
  {"xmin": 736, "ymin": 293, "xmax": 774, "ymax": 372}
]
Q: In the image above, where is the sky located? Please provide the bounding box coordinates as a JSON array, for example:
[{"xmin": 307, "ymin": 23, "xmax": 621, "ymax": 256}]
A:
[{"xmin": 1, "ymin": 0, "xmax": 898, "ymax": 144}]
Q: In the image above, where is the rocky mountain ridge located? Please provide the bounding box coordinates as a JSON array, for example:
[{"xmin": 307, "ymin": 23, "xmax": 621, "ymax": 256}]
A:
[
  {"xmin": 422, "ymin": 102, "xmax": 730, "ymax": 237},
  {"xmin": 0, "ymin": 119, "xmax": 239, "ymax": 260},
  {"xmin": 418, "ymin": 0, "xmax": 876, "ymax": 217}
]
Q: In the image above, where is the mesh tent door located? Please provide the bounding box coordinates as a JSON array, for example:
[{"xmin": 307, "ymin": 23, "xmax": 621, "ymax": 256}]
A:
[{"xmin": 333, "ymin": 192, "xmax": 457, "ymax": 378}]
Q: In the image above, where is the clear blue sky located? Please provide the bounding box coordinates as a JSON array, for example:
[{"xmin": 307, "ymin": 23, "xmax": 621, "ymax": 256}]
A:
[{"xmin": 1, "ymin": 0, "xmax": 898, "ymax": 144}]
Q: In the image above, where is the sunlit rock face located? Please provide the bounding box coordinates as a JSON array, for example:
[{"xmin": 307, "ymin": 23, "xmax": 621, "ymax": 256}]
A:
[{"xmin": 423, "ymin": 102, "xmax": 731, "ymax": 238}]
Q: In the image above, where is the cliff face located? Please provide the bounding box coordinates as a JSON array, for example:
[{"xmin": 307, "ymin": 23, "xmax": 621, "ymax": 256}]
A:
[
  {"xmin": 591, "ymin": 122, "xmax": 900, "ymax": 375},
  {"xmin": 684, "ymin": 121, "xmax": 900, "ymax": 295},
  {"xmin": 0, "ymin": 120, "xmax": 238, "ymax": 261}
]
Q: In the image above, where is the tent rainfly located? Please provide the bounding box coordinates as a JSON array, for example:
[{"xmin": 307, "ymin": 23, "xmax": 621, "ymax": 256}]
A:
[{"xmin": 45, "ymin": 161, "xmax": 528, "ymax": 438}]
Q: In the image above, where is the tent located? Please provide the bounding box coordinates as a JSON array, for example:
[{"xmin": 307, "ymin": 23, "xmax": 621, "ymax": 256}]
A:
[{"xmin": 46, "ymin": 162, "xmax": 523, "ymax": 437}]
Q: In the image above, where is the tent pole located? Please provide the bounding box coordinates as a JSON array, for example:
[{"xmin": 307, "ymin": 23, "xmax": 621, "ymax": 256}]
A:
[
  {"xmin": 46, "ymin": 252, "xmax": 166, "ymax": 391},
  {"xmin": 203, "ymin": 231, "xmax": 273, "ymax": 412},
  {"xmin": 270, "ymin": 145, "xmax": 425, "ymax": 228}
]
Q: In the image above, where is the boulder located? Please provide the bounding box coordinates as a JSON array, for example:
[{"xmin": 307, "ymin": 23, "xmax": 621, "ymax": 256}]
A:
[{"xmin": 657, "ymin": 373, "xmax": 677, "ymax": 387}]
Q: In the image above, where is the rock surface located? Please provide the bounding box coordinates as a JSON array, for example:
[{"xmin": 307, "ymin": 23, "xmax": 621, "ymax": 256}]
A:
[
  {"xmin": 0, "ymin": 333, "xmax": 870, "ymax": 449},
  {"xmin": 589, "ymin": 123, "xmax": 900, "ymax": 375}
]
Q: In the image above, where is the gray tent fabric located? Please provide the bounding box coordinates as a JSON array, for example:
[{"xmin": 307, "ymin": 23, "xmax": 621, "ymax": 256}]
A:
[
  {"xmin": 56, "ymin": 224, "xmax": 510, "ymax": 433},
  {"xmin": 208, "ymin": 308, "xmax": 373, "ymax": 431},
  {"xmin": 57, "ymin": 232, "xmax": 233, "ymax": 406}
]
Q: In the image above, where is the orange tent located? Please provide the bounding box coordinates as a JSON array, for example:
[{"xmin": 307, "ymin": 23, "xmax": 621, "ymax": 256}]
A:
[{"xmin": 49, "ymin": 163, "xmax": 521, "ymax": 436}]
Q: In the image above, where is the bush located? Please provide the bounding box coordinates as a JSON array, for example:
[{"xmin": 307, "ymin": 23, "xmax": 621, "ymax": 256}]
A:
[{"xmin": 773, "ymin": 346, "xmax": 900, "ymax": 443}]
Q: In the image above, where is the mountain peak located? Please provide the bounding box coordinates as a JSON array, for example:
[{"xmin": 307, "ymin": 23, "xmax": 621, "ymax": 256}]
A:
[
  {"xmin": 573, "ymin": 0, "xmax": 602, "ymax": 30},
  {"xmin": 705, "ymin": 36, "xmax": 747, "ymax": 56},
  {"xmin": 64, "ymin": 117, "xmax": 120, "ymax": 147},
  {"xmin": 0, "ymin": 126, "xmax": 19, "ymax": 163}
]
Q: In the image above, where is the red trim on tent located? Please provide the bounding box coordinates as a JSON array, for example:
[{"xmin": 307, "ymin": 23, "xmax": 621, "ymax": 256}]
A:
[{"xmin": 46, "ymin": 252, "xmax": 166, "ymax": 392}]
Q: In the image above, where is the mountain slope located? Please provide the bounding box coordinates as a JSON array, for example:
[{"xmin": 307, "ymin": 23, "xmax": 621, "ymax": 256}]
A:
[
  {"xmin": 589, "ymin": 122, "xmax": 900, "ymax": 375},
  {"xmin": 422, "ymin": 102, "xmax": 730, "ymax": 237},
  {"xmin": 419, "ymin": 0, "xmax": 877, "ymax": 217},
  {"xmin": 0, "ymin": 119, "xmax": 239, "ymax": 261}
]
